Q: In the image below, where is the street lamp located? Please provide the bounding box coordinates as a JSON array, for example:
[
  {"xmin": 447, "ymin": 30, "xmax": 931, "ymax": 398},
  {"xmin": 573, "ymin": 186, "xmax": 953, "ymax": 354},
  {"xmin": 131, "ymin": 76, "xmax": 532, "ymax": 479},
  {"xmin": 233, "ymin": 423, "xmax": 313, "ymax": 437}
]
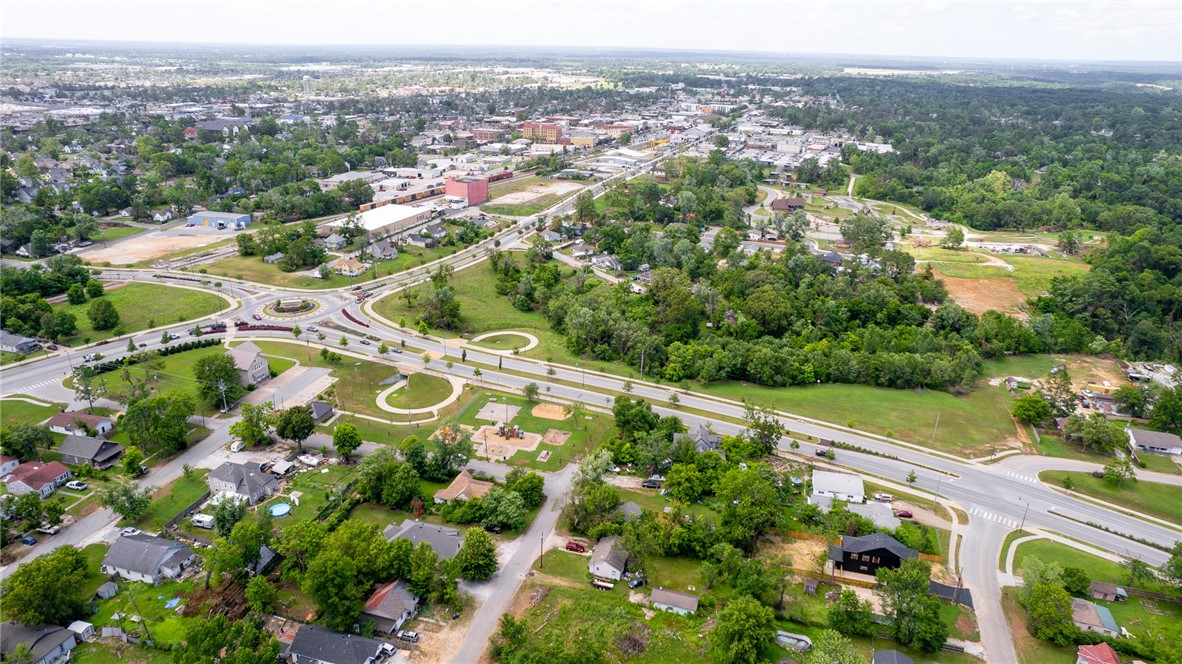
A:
[{"xmin": 1018, "ymin": 497, "xmax": 1030, "ymax": 534}]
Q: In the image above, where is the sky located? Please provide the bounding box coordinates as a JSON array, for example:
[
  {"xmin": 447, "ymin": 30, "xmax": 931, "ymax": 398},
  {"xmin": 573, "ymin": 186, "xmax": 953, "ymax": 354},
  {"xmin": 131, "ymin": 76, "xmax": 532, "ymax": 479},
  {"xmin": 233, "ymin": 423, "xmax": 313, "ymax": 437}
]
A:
[{"xmin": 3, "ymin": 0, "xmax": 1180, "ymax": 63}]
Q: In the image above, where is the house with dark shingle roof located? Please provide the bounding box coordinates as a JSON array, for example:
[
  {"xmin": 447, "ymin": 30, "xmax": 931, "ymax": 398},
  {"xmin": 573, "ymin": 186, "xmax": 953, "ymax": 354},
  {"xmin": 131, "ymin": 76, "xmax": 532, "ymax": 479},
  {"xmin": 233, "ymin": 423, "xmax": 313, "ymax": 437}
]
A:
[
  {"xmin": 1126, "ymin": 426, "xmax": 1182, "ymax": 455},
  {"xmin": 383, "ymin": 520, "xmax": 464, "ymax": 560},
  {"xmin": 872, "ymin": 650, "xmax": 915, "ymax": 664},
  {"xmin": 830, "ymin": 533, "xmax": 917, "ymax": 576},
  {"xmin": 102, "ymin": 534, "xmax": 195, "ymax": 584},
  {"xmin": 672, "ymin": 422, "xmax": 723, "ymax": 457},
  {"xmin": 208, "ymin": 461, "xmax": 279, "ymax": 505},
  {"xmin": 589, "ymin": 535, "xmax": 628, "ymax": 581},
  {"xmin": 58, "ymin": 435, "xmax": 124, "ymax": 469},
  {"xmin": 0, "ymin": 622, "xmax": 78, "ymax": 664},
  {"xmin": 287, "ymin": 624, "xmax": 384, "ymax": 664}
]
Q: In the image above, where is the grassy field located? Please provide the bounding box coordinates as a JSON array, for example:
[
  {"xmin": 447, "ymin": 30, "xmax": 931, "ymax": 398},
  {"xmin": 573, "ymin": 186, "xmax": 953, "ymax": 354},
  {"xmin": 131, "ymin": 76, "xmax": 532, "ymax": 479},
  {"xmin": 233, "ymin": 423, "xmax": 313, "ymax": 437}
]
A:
[
  {"xmin": 699, "ymin": 379, "xmax": 1018, "ymax": 457},
  {"xmin": 1, "ymin": 349, "xmax": 51, "ymax": 365},
  {"xmin": 113, "ymin": 344, "xmax": 225, "ymax": 405},
  {"xmin": 130, "ymin": 469, "xmax": 211, "ymax": 530},
  {"xmin": 1041, "ymin": 471, "xmax": 1182, "ymax": 526},
  {"xmin": 92, "ymin": 225, "xmax": 147, "ymax": 243},
  {"xmin": 372, "ymin": 259, "xmax": 596, "ymax": 367},
  {"xmin": 1137, "ymin": 452, "xmax": 1181, "ymax": 475},
  {"xmin": 232, "ymin": 340, "xmax": 405, "ymax": 418},
  {"xmin": 199, "ymin": 243, "xmax": 462, "ymax": 289},
  {"xmin": 1033, "ymin": 433, "xmax": 1113, "ymax": 463},
  {"xmin": 467, "ymin": 333, "xmax": 531, "ymax": 350},
  {"xmin": 453, "ymin": 391, "xmax": 614, "ymax": 471},
  {"xmin": 482, "ymin": 198, "xmax": 557, "ymax": 217},
  {"xmin": 1, "ymin": 397, "xmax": 64, "ymax": 428},
  {"xmin": 488, "ymin": 175, "xmax": 547, "ymax": 198},
  {"xmin": 1013, "ymin": 539, "xmax": 1182, "ymax": 641},
  {"xmin": 80, "ymin": 542, "xmax": 111, "ymax": 596},
  {"xmin": 73, "ymin": 641, "xmax": 171, "ymax": 664},
  {"xmin": 54, "ymin": 283, "xmax": 228, "ymax": 346},
  {"xmin": 384, "ymin": 373, "xmax": 454, "ymax": 410},
  {"xmin": 922, "ymin": 252, "xmax": 1090, "ymax": 298}
]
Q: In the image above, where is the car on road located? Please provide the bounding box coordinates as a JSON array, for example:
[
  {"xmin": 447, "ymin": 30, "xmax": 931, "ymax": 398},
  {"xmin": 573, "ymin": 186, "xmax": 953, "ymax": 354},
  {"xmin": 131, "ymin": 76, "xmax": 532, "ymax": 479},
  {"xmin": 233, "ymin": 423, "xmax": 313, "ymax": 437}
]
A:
[
  {"xmin": 138, "ymin": 343, "xmax": 147, "ymax": 348},
  {"xmin": 20, "ymin": 536, "xmax": 36, "ymax": 545},
  {"xmin": 815, "ymin": 449, "xmax": 831, "ymax": 458},
  {"xmin": 65, "ymin": 481, "xmax": 88, "ymax": 491},
  {"xmin": 396, "ymin": 630, "xmax": 419, "ymax": 643},
  {"xmin": 641, "ymin": 480, "xmax": 661, "ymax": 489},
  {"xmin": 252, "ymin": 313, "xmax": 262, "ymax": 320},
  {"xmin": 893, "ymin": 509, "xmax": 913, "ymax": 518},
  {"xmin": 360, "ymin": 339, "xmax": 371, "ymax": 345},
  {"xmin": 565, "ymin": 541, "xmax": 586, "ymax": 553},
  {"xmin": 47, "ymin": 344, "xmax": 58, "ymax": 351},
  {"xmin": 352, "ymin": 285, "xmax": 363, "ymax": 291},
  {"xmin": 120, "ymin": 527, "xmax": 141, "ymax": 537},
  {"xmin": 627, "ymin": 576, "xmax": 646, "ymax": 588},
  {"xmin": 392, "ymin": 348, "xmax": 403, "ymax": 354},
  {"xmin": 35, "ymin": 525, "xmax": 60, "ymax": 535},
  {"xmin": 306, "ymin": 325, "xmax": 318, "ymax": 332}
]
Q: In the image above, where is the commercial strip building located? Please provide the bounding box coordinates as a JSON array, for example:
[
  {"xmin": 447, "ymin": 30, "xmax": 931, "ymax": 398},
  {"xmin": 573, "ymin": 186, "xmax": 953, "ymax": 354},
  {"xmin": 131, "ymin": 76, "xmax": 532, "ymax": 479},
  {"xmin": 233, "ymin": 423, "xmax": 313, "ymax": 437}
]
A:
[{"xmin": 331, "ymin": 203, "xmax": 432, "ymax": 240}]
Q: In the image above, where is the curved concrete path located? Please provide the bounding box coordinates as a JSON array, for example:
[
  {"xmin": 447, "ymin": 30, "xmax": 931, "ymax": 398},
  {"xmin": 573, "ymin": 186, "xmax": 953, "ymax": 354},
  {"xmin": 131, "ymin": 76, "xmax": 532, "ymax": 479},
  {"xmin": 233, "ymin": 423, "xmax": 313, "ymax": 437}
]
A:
[
  {"xmin": 376, "ymin": 374, "xmax": 465, "ymax": 415},
  {"xmin": 466, "ymin": 330, "xmax": 539, "ymax": 354}
]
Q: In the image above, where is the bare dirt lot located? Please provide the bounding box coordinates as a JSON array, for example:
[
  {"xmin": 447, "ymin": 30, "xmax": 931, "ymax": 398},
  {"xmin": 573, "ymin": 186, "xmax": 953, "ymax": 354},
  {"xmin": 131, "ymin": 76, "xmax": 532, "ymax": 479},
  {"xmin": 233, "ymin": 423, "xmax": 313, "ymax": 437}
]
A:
[
  {"xmin": 542, "ymin": 428, "xmax": 571, "ymax": 445},
  {"xmin": 531, "ymin": 403, "xmax": 568, "ymax": 421},
  {"xmin": 80, "ymin": 227, "xmax": 230, "ymax": 264},
  {"xmin": 933, "ymin": 270, "xmax": 1026, "ymax": 316}
]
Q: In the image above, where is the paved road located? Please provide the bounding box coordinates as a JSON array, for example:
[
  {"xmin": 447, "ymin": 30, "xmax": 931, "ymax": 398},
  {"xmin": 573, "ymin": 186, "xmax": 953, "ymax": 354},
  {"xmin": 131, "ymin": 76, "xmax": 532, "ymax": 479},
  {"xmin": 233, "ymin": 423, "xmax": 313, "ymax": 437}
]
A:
[{"xmin": 3, "ymin": 147, "xmax": 1179, "ymax": 660}]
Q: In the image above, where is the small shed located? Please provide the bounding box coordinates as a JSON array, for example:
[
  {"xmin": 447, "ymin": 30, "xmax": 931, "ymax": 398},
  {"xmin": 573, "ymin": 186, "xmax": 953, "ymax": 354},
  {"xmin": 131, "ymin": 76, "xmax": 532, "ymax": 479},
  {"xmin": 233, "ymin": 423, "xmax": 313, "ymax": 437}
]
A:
[
  {"xmin": 95, "ymin": 581, "xmax": 118, "ymax": 600},
  {"xmin": 68, "ymin": 621, "xmax": 95, "ymax": 641},
  {"xmin": 1090, "ymin": 582, "xmax": 1127, "ymax": 602},
  {"xmin": 803, "ymin": 578, "xmax": 819, "ymax": 596}
]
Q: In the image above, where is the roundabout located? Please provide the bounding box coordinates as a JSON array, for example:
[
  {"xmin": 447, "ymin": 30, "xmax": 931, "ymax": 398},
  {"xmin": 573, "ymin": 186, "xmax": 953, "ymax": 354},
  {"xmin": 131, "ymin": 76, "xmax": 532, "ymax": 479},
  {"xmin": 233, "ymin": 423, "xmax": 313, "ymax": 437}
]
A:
[
  {"xmin": 261, "ymin": 297, "xmax": 322, "ymax": 318},
  {"xmin": 466, "ymin": 330, "xmax": 539, "ymax": 353}
]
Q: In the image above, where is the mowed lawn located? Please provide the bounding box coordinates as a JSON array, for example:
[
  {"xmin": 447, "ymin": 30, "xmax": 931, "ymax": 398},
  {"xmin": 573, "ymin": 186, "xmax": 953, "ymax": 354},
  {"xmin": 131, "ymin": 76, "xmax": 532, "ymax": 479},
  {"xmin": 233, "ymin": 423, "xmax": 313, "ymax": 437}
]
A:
[
  {"xmin": 92, "ymin": 225, "xmax": 147, "ymax": 243},
  {"xmin": 202, "ymin": 242, "xmax": 465, "ymax": 288},
  {"xmin": 55, "ymin": 283, "xmax": 228, "ymax": 345},
  {"xmin": 1041, "ymin": 471, "xmax": 1182, "ymax": 526},
  {"xmin": 372, "ymin": 259, "xmax": 594, "ymax": 367},
  {"xmin": 130, "ymin": 469, "xmax": 211, "ymax": 530},
  {"xmin": 232, "ymin": 340, "xmax": 405, "ymax": 418},
  {"xmin": 699, "ymin": 379, "xmax": 1019, "ymax": 457},
  {"xmin": 1013, "ymin": 538, "xmax": 1182, "ymax": 640},
  {"xmin": 1, "ymin": 397, "xmax": 64, "ymax": 428},
  {"xmin": 923, "ymin": 252, "xmax": 1089, "ymax": 298},
  {"xmin": 384, "ymin": 373, "xmax": 455, "ymax": 410}
]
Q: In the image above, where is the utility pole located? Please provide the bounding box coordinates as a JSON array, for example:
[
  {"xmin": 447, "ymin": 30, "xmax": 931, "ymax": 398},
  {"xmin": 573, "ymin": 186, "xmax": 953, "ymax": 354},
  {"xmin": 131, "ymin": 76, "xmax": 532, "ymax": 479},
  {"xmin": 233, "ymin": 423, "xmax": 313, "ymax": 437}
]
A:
[
  {"xmin": 1018, "ymin": 496, "xmax": 1030, "ymax": 534},
  {"xmin": 931, "ymin": 412, "xmax": 940, "ymax": 446},
  {"xmin": 217, "ymin": 380, "xmax": 229, "ymax": 413}
]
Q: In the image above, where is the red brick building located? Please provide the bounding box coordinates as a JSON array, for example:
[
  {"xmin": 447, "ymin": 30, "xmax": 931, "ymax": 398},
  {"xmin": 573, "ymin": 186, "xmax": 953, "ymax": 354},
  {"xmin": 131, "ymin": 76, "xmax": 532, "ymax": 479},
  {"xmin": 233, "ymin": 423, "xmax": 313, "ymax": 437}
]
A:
[{"xmin": 522, "ymin": 122, "xmax": 562, "ymax": 142}]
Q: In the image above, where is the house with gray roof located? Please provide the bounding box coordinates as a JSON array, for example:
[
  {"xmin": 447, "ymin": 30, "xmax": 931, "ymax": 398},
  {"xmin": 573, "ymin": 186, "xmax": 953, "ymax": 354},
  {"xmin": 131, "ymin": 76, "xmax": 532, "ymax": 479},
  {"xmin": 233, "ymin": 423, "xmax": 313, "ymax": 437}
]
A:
[
  {"xmin": 673, "ymin": 422, "xmax": 723, "ymax": 456},
  {"xmin": 360, "ymin": 580, "xmax": 419, "ymax": 635},
  {"xmin": 809, "ymin": 494, "xmax": 900, "ymax": 530},
  {"xmin": 0, "ymin": 622, "xmax": 78, "ymax": 664},
  {"xmin": 227, "ymin": 341, "xmax": 270, "ymax": 386},
  {"xmin": 287, "ymin": 624, "xmax": 384, "ymax": 664},
  {"xmin": 323, "ymin": 233, "xmax": 348, "ymax": 250},
  {"xmin": 650, "ymin": 587, "xmax": 699, "ymax": 615},
  {"xmin": 102, "ymin": 534, "xmax": 195, "ymax": 584},
  {"xmin": 830, "ymin": 533, "xmax": 917, "ymax": 576},
  {"xmin": 617, "ymin": 501, "xmax": 643, "ymax": 522},
  {"xmin": 208, "ymin": 461, "xmax": 279, "ymax": 505},
  {"xmin": 1126, "ymin": 426, "xmax": 1182, "ymax": 455},
  {"xmin": 589, "ymin": 535, "xmax": 628, "ymax": 581},
  {"xmin": 873, "ymin": 651, "xmax": 915, "ymax": 664},
  {"xmin": 58, "ymin": 435, "xmax": 124, "ymax": 469},
  {"xmin": 383, "ymin": 519, "xmax": 463, "ymax": 560},
  {"xmin": 0, "ymin": 330, "xmax": 39, "ymax": 355}
]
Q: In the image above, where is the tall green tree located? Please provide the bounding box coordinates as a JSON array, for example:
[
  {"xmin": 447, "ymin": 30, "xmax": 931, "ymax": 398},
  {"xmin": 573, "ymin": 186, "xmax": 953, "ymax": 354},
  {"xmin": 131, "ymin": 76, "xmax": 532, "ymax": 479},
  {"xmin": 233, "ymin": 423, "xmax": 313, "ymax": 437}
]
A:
[
  {"xmin": 194, "ymin": 354, "xmax": 246, "ymax": 408},
  {"xmin": 710, "ymin": 596, "xmax": 775, "ymax": 664},
  {"xmin": 86, "ymin": 297, "xmax": 119, "ymax": 330},
  {"xmin": 332, "ymin": 422, "xmax": 362, "ymax": 461},
  {"xmin": 804, "ymin": 630, "xmax": 865, "ymax": 664},
  {"xmin": 827, "ymin": 588, "xmax": 875, "ymax": 636},
  {"xmin": 454, "ymin": 527, "xmax": 499, "ymax": 581},
  {"xmin": 274, "ymin": 406, "xmax": 315, "ymax": 450},
  {"xmin": 876, "ymin": 558, "xmax": 949, "ymax": 653},
  {"xmin": 0, "ymin": 424, "xmax": 53, "ymax": 461},
  {"xmin": 97, "ymin": 480, "xmax": 154, "ymax": 521},
  {"xmin": 122, "ymin": 391, "xmax": 196, "ymax": 454},
  {"xmin": 0, "ymin": 546, "xmax": 89, "ymax": 626},
  {"xmin": 1026, "ymin": 583, "xmax": 1077, "ymax": 646},
  {"xmin": 229, "ymin": 402, "xmax": 274, "ymax": 448}
]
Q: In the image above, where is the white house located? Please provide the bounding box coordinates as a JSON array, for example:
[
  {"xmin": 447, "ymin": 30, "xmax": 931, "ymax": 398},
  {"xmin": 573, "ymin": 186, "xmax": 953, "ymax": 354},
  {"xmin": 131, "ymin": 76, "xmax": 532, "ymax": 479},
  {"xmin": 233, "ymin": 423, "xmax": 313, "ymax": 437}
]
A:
[
  {"xmin": 589, "ymin": 535, "xmax": 628, "ymax": 581},
  {"xmin": 208, "ymin": 461, "xmax": 279, "ymax": 505},
  {"xmin": 287, "ymin": 624, "xmax": 384, "ymax": 664},
  {"xmin": 46, "ymin": 412, "xmax": 115, "ymax": 437},
  {"xmin": 1126, "ymin": 427, "xmax": 1182, "ymax": 455},
  {"xmin": 227, "ymin": 341, "xmax": 270, "ymax": 386},
  {"xmin": 650, "ymin": 587, "xmax": 699, "ymax": 615},
  {"xmin": 809, "ymin": 469, "xmax": 865, "ymax": 504}
]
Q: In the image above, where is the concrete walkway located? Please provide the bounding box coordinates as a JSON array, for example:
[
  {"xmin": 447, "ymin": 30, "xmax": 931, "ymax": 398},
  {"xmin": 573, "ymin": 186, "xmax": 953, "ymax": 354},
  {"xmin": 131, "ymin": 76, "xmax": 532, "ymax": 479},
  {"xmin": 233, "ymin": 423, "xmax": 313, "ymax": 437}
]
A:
[
  {"xmin": 467, "ymin": 330, "xmax": 539, "ymax": 354},
  {"xmin": 375, "ymin": 374, "xmax": 465, "ymax": 415}
]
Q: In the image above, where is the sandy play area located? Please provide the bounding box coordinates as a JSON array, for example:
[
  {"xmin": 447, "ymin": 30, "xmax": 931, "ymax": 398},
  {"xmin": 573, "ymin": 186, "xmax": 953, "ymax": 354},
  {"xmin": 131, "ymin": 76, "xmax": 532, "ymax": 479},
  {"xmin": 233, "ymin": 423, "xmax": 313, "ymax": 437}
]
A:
[
  {"xmin": 487, "ymin": 181, "xmax": 582, "ymax": 205},
  {"xmin": 542, "ymin": 429, "xmax": 571, "ymax": 445},
  {"xmin": 531, "ymin": 403, "xmax": 567, "ymax": 420},
  {"xmin": 475, "ymin": 402, "xmax": 521, "ymax": 423},
  {"xmin": 80, "ymin": 229, "xmax": 229, "ymax": 265},
  {"xmin": 472, "ymin": 424, "xmax": 543, "ymax": 459}
]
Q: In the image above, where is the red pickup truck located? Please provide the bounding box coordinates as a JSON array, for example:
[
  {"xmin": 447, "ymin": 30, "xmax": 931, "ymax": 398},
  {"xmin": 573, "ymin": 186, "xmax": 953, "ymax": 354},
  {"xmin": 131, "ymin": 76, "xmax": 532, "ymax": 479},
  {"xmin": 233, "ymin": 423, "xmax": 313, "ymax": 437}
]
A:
[{"xmin": 565, "ymin": 541, "xmax": 586, "ymax": 553}]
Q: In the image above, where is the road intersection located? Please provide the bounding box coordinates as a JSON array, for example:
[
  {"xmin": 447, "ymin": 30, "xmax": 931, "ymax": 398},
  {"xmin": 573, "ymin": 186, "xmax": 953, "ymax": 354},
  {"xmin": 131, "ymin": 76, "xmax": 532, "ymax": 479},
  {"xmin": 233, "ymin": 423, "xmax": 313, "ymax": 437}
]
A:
[{"xmin": 2, "ymin": 152, "xmax": 1178, "ymax": 662}]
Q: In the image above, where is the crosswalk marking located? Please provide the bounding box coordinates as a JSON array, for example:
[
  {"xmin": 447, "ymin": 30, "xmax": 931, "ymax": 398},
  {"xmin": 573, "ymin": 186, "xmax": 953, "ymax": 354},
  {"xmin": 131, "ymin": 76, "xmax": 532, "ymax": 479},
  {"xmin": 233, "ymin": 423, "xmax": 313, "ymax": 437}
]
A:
[
  {"xmin": 1004, "ymin": 470, "xmax": 1037, "ymax": 484},
  {"xmin": 969, "ymin": 506, "xmax": 1021, "ymax": 529}
]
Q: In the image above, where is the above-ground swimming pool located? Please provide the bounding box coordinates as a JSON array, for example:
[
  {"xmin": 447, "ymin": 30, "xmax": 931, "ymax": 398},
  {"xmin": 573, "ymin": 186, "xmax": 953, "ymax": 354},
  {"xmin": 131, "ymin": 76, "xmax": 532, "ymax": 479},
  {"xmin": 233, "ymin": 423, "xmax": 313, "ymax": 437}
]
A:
[{"xmin": 269, "ymin": 502, "xmax": 291, "ymax": 517}]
